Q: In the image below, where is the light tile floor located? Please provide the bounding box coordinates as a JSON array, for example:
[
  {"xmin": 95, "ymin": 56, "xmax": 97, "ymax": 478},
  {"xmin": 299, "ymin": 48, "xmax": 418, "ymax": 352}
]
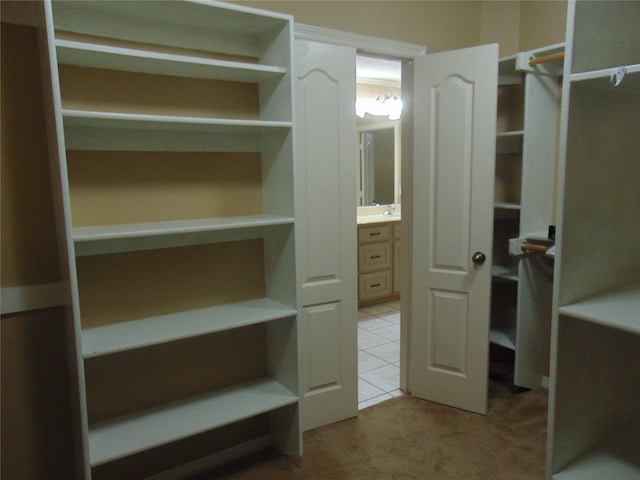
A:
[{"xmin": 358, "ymin": 300, "xmax": 404, "ymax": 409}]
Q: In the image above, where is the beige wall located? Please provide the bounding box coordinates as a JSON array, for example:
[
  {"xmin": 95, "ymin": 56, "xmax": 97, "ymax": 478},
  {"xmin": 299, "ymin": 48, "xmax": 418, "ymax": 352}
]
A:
[
  {"xmin": 519, "ymin": 1, "xmax": 567, "ymax": 51},
  {"xmin": 2, "ymin": 2, "xmax": 567, "ymax": 478},
  {"xmin": 234, "ymin": 1, "xmax": 566, "ymax": 56},
  {"xmin": 1, "ymin": 22, "xmax": 76, "ymax": 479},
  {"xmin": 480, "ymin": 1, "xmax": 521, "ymax": 56},
  {"xmin": 234, "ymin": 1, "xmax": 482, "ymax": 53}
]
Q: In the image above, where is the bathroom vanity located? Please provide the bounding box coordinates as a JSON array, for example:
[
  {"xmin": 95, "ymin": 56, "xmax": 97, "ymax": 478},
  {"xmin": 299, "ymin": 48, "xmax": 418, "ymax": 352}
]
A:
[{"xmin": 357, "ymin": 207, "xmax": 401, "ymax": 306}]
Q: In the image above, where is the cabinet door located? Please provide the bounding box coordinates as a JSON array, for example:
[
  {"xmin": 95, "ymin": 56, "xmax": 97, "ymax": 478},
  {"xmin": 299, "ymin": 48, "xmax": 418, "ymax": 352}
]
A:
[
  {"xmin": 295, "ymin": 40, "xmax": 358, "ymax": 431},
  {"xmin": 406, "ymin": 44, "xmax": 498, "ymax": 414}
]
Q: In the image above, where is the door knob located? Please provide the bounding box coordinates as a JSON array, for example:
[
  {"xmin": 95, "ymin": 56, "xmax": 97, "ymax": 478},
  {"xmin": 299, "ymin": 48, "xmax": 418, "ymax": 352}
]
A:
[{"xmin": 471, "ymin": 251, "xmax": 486, "ymax": 265}]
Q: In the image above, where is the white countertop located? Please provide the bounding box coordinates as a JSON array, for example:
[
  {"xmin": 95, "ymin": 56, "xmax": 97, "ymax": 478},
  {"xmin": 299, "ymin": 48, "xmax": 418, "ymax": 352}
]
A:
[
  {"xmin": 357, "ymin": 213, "xmax": 401, "ymax": 225},
  {"xmin": 357, "ymin": 205, "xmax": 401, "ymax": 225}
]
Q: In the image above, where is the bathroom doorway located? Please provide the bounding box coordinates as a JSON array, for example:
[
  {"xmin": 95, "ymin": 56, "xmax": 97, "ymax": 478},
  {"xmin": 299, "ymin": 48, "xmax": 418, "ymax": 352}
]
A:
[{"xmin": 355, "ymin": 55, "xmax": 404, "ymax": 409}]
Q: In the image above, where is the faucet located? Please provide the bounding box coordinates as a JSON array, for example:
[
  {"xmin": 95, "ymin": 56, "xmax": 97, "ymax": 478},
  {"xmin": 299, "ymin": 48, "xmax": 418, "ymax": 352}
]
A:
[{"xmin": 383, "ymin": 204, "xmax": 396, "ymax": 215}]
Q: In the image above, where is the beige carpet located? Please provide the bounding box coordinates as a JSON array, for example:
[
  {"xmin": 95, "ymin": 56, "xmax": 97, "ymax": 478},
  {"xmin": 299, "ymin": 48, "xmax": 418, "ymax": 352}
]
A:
[{"xmin": 196, "ymin": 381, "xmax": 548, "ymax": 479}]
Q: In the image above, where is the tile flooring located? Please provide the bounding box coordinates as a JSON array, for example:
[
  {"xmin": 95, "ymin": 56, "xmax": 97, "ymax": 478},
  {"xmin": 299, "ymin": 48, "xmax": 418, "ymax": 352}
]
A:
[{"xmin": 358, "ymin": 300, "xmax": 404, "ymax": 409}]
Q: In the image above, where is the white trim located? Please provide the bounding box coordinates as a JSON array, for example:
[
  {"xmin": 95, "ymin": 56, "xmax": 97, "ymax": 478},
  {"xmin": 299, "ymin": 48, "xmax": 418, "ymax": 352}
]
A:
[
  {"xmin": 294, "ymin": 23, "xmax": 426, "ymax": 59},
  {"xmin": 357, "ymin": 77, "xmax": 402, "ymax": 88},
  {"xmin": 542, "ymin": 376, "xmax": 550, "ymax": 390},
  {"xmin": 295, "ymin": 22, "xmax": 422, "ymax": 398},
  {"xmin": 1, "ymin": 283, "xmax": 67, "ymax": 315}
]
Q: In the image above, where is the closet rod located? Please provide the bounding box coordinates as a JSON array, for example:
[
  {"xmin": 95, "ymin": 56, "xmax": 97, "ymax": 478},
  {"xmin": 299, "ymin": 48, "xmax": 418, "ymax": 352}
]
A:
[
  {"xmin": 521, "ymin": 243, "xmax": 549, "ymax": 253},
  {"xmin": 528, "ymin": 51, "xmax": 564, "ymax": 66}
]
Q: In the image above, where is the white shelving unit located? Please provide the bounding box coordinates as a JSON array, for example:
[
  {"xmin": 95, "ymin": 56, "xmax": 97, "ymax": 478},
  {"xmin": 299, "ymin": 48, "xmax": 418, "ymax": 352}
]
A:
[
  {"xmin": 547, "ymin": 2, "xmax": 640, "ymax": 479},
  {"xmin": 41, "ymin": 1, "xmax": 300, "ymax": 478},
  {"xmin": 491, "ymin": 43, "xmax": 563, "ymax": 389}
]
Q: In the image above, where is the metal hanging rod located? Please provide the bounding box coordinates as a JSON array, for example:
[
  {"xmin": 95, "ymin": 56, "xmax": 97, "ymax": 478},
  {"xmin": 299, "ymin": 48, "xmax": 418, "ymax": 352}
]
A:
[{"xmin": 528, "ymin": 51, "xmax": 565, "ymax": 66}]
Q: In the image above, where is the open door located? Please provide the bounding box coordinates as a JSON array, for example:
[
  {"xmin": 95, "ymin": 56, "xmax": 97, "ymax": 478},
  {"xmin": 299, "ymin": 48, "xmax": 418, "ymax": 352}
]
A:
[
  {"xmin": 405, "ymin": 44, "xmax": 498, "ymax": 414},
  {"xmin": 295, "ymin": 40, "xmax": 358, "ymax": 431}
]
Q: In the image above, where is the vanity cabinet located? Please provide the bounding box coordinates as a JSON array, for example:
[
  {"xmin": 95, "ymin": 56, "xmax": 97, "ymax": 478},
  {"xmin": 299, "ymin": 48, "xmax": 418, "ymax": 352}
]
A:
[
  {"xmin": 41, "ymin": 1, "xmax": 300, "ymax": 478},
  {"xmin": 358, "ymin": 221, "xmax": 400, "ymax": 306},
  {"xmin": 393, "ymin": 223, "xmax": 402, "ymax": 295},
  {"xmin": 491, "ymin": 43, "xmax": 563, "ymax": 389},
  {"xmin": 547, "ymin": 2, "xmax": 640, "ymax": 478}
]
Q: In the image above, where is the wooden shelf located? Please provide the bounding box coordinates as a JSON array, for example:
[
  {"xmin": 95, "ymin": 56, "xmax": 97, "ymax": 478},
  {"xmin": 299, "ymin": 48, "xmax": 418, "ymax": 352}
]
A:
[
  {"xmin": 496, "ymin": 130, "xmax": 525, "ymax": 138},
  {"xmin": 82, "ymin": 297, "xmax": 296, "ymax": 358},
  {"xmin": 88, "ymin": 378, "xmax": 298, "ymax": 466},
  {"xmin": 559, "ymin": 282, "xmax": 640, "ymax": 335},
  {"xmin": 45, "ymin": 0, "xmax": 300, "ymax": 473},
  {"xmin": 56, "ymin": 39, "xmax": 287, "ymax": 83},
  {"xmin": 62, "ymin": 110, "xmax": 292, "ymax": 152},
  {"xmin": 62, "ymin": 109, "xmax": 292, "ymax": 133},
  {"xmin": 498, "ymin": 55, "xmax": 521, "ymax": 86},
  {"xmin": 496, "ymin": 130, "xmax": 524, "ymax": 154},
  {"xmin": 553, "ymin": 421, "xmax": 640, "ymax": 480},
  {"xmin": 490, "ymin": 327, "xmax": 516, "ymax": 350},
  {"xmin": 51, "ymin": 0, "xmax": 291, "ymax": 60},
  {"xmin": 549, "ymin": 4, "xmax": 639, "ymax": 478},
  {"xmin": 494, "ymin": 201, "xmax": 521, "ymax": 210},
  {"xmin": 73, "ymin": 215, "xmax": 295, "ymax": 256}
]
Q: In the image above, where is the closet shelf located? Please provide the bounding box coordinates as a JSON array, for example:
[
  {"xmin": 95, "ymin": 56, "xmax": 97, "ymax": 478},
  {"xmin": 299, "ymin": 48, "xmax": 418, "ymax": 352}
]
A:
[
  {"xmin": 74, "ymin": 215, "xmax": 294, "ymax": 242},
  {"xmin": 490, "ymin": 327, "xmax": 516, "ymax": 350},
  {"xmin": 496, "ymin": 130, "xmax": 524, "ymax": 138},
  {"xmin": 73, "ymin": 215, "xmax": 295, "ymax": 256},
  {"xmin": 51, "ymin": 0, "xmax": 291, "ymax": 60},
  {"xmin": 88, "ymin": 377, "xmax": 298, "ymax": 467},
  {"xmin": 570, "ymin": 64, "xmax": 640, "ymax": 92},
  {"xmin": 82, "ymin": 297, "xmax": 296, "ymax": 358},
  {"xmin": 552, "ymin": 420, "xmax": 640, "ymax": 480},
  {"xmin": 496, "ymin": 130, "xmax": 524, "ymax": 154},
  {"xmin": 62, "ymin": 110, "xmax": 292, "ymax": 151},
  {"xmin": 494, "ymin": 202, "xmax": 521, "ymax": 210},
  {"xmin": 498, "ymin": 55, "xmax": 521, "ymax": 86},
  {"xmin": 492, "ymin": 265, "xmax": 519, "ymax": 282},
  {"xmin": 559, "ymin": 282, "xmax": 640, "ymax": 335},
  {"xmin": 523, "ymin": 230, "xmax": 553, "ymax": 242},
  {"xmin": 56, "ymin": 39, "xmax": 287, "ymax": 83},
  {"xmin": 62, "ymin": 109, "xmax": 292, "ymax": 133}
]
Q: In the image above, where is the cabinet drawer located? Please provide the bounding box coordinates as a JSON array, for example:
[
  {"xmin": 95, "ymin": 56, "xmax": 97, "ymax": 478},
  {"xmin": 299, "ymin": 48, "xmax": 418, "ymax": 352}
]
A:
[
  {"xmin": 359, "ymin": 243, "xmax": 391, "ymax": 273},
  {"xmin": 358, "ymin": 224, "xmax": 391, "ymax": 243},
  {"xmin": 359, "ymin": 271, "xmax": 392, "ymax": 300}
]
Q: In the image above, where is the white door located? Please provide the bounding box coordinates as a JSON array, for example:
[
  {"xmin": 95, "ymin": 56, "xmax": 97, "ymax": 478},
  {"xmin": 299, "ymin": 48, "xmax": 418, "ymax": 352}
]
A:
[
  {"xmin": 406, "ymin": 44, "xmax": 498, "ymax": 414},
  {"xmin": 295, "ymin": 40, "xmax": 358, "ymax": 431}
]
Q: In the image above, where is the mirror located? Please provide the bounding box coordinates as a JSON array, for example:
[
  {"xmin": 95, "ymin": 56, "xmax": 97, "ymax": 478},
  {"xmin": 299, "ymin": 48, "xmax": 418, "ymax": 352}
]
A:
[
  {"xmin": 355, "ymin": 55, "xmax": 402, "ymax": 208},
  {"xmin": 357, "ymin": 120, "xmax": 400, "ymax": 206}
]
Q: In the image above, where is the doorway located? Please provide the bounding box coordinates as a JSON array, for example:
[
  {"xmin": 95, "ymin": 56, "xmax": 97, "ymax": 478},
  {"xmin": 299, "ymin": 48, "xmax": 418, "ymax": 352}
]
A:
[
  {"xmin": 295, "ymin": 26, "xmax": 425, "ymax": 430},
  {"xmin": 355, "ymin": 55, "xmax": 404, "ymax": 409}
]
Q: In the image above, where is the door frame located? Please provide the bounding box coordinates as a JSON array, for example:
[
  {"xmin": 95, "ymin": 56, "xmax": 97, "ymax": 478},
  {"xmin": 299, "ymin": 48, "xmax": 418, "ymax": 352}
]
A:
[{"xmin": 294, "ymin": 24, "xmax": 425, "ymax": 393}]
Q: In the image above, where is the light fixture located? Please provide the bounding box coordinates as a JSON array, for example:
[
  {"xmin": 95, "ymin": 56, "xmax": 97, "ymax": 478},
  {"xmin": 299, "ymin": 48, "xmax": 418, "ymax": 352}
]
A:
[{"xmin": 356, "ymin": 94, "xmax": 403, "ymax": 120}]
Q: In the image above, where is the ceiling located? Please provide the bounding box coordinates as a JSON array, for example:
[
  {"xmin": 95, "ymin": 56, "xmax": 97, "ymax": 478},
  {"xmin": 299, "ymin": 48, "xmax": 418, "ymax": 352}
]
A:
[{"xmin": 356, "ymin": 55, "xmax": 402, "ymax": 87}]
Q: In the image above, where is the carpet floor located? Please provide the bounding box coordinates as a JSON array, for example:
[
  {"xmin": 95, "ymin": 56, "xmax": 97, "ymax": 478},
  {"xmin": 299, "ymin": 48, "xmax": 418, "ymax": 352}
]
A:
[{"xmin": 194, "ymin": 381, "xmax": 548, "ymax": 479}]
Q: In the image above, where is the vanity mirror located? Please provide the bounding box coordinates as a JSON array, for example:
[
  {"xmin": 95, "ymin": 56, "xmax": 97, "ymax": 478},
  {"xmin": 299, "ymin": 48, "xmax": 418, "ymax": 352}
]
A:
[
  {"xmin": 355, "ymin": 55, "xmax": 402, "ymax": 208},
  {"xmin": 357, "ymin": 120, "xmax": 401, "ymax": 206}
]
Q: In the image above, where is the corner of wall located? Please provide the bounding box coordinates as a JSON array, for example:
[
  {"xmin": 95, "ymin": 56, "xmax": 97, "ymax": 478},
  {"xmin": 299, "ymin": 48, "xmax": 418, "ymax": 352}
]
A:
[
  {"xmin": 519, "ymin": 1, "xmax": 568, "ymax": 51},
  {"xmin": 480, "ymin": 1, "xmax": 521, "ymax": 57}
]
